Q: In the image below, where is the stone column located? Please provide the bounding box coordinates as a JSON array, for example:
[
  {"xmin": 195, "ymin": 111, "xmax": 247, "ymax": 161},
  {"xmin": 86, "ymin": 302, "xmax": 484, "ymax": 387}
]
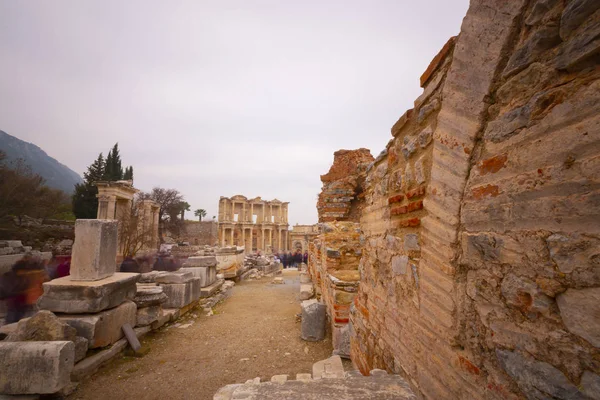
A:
[
  {"xmin": 220, "ymin": 226, "xmax": 225, "ymax": 246},
  {"xmin": 249, "ymin": 229, "xmax": 253, "ymax": 252},
  {"xmin": 230, "ymin": 227, "xmax": 234, "ymax": 246},
  {"xmin": 242, "ymin": 228, "xmax": 246, "ymax": 250},
  {"xmin": 261, "ymin": 228, "xmax": 265, "ymax": 251},
  {"xmin": 250, "ymin": 203, "xmax": 254, "ymax": 223},
  {"xmin": 279, "ymin": 229, "xmax": 282, "ymax": 252}
]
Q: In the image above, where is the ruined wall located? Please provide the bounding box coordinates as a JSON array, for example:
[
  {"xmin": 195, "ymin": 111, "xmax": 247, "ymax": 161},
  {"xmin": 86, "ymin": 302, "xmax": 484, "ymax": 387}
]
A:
[
  {"xmin": 176, "ymin": 221, "xmax": 218, "ymax": 246},
  {"xmin": 309, "ymin": 149, "xmax": 373, "ymax": 356},
  {"xmin": 350, "ymin": 0, "xmax": 600, "ymax": 399}
]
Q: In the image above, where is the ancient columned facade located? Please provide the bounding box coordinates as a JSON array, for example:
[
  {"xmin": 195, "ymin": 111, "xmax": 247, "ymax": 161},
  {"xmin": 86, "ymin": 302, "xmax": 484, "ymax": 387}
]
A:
[
  {"xmin": 95, "ymin": 180, "xmax": 160, "ymax": 254},
  {"xmin": 217, "ymin": 195, "xmax": 289, "ymax": 253},
  {"xmin": 288, "ymin": 224, "xmax": 320, "ymax": 253}
]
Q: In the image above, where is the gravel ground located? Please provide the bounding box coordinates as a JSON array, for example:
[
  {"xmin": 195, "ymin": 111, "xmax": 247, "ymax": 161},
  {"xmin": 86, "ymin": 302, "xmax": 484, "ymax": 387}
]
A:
[{"xmin": 69, "ymin": 269, "xmax": 336, "ymax": 400}]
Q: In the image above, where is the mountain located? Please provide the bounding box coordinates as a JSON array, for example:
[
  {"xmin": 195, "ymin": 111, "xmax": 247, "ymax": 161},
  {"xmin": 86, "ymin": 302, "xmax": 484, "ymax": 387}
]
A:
[{"xmin": 0, "ymin": 130, "xmax": 83, "ymax": 194}]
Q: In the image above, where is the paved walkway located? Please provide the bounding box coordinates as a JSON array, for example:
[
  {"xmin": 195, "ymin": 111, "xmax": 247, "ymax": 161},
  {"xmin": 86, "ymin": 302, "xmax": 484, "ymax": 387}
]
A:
[{"xmin": 70, "ymin": 270, "xmax": 335, "ymax": 400}]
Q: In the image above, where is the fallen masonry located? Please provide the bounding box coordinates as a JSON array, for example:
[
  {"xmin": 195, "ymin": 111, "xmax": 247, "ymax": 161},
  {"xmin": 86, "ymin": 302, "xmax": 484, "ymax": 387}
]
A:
[{"xmin": 213, "ymin": 356, "xmax": 416, "ymax": 399}]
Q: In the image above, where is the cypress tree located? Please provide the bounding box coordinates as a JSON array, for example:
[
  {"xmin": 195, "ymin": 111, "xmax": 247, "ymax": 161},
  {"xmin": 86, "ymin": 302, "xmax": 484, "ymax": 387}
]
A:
[{"xmin": 73, "ymin": 153, "xmax": 105, "ymax": 218}]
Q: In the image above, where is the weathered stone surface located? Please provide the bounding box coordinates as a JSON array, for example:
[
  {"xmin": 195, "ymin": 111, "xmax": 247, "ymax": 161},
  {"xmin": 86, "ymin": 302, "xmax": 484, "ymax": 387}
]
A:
[
  {"xmin": 501, "ymin": 274, "xmax": 553, "ymax": 318},
  {"xmin": 299, "ymin": 272, "xmax": 311, "ymax": 284},
  {"xmin": 0, "ymin": 341, "xmax": 74, "ymax": 394},
  {"xmin": 183, "ymin": 256, "xmax": 218, "ymax": 268},
  {"xmin": 181, "ymin": 265, "xmax": 217, "ymax": 287},
  {"xmin": 313, "ymin": 355, "xmax": 345, "ymax": 379},
  {"xmin": 70, "ymin": 219, "xmax": 119, "ymax": 281},
  {"xmin": 560, "ymin": 0, "xmax": 600, "ymax": 39},
  {"xmin": 5, "ymin": 310, "xmax": 77, "ymax": 342},
  {"xmin": 136, "ymin": 305, "xmax": 162, "ymax": 327},
  {"xmin": 503, "ymin": 26, "xmax": 561, "ymax": 78},
  {"xmin": 299, "ymin": 284, "xmax": 314, "ymax": 301},
  {"xmin": 417, "ymin": 126, "xmax": 433, "ymax": 148},
  {"xmin": 74, "ymin": 336, "xmax": 88, "ymax": 363},
  {"xmin": 556, "ymin": 15, "xmax": 600, "ymax": 70},
  {"xmin": 417, "ymin": 98, "xmax": 439, "ymax": 123},
  {"xmin": 38, "ymin": 273, "xmax": 139, "ymax": 314},
  {"xmin": 154, "ymin": 271, "xmax": 194, "ymax": 284},
  {"xmin": 58, "ymin": 301, "xmax": 137, "ymax": 349},
  {"xmin": 496, "ymin": 349, "xmax": 584, "ymax": 399},
  {"xmin": 213, "ymin": 372, "xmax": 416, "ymax": 399},
  {"xmin": 556, "ymin": 287, "xmax": 600, "ymax": 347},
  {"xmin": 391, "ymin": 256, "xmax": 408, "ymax": 276},
  {"xmin": 200, "ymin": 279, "xmax": 223, "ymax": 298},
  {"xmin": 332, "ymin": 324, "xmax": 351, "ymax": 358},
  {"xmin": 581, "ymin": 371, "xmax": 600, "ymax": 400},
  {"xmin": 404, "ymin": 234, "xmax": 420, "ymax": 251},
  {"xmin": 301, "ymin": 300, "xmax": 326, "ymax": 342},
  {"xmin": 133, "ymin": 285, "xmax": 167, "ymax": 308},
  {"xmin": 160, "ymin": 278, "xmax": 201, "ymax": 308},
  {"xmin": 525, "ymin": 0, "xmax": 560, "ymax": 26}
]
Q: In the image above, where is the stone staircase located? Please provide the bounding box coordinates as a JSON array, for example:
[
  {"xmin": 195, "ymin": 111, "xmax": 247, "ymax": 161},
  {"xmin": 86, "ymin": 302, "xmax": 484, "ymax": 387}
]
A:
[{"xmin": 213, "ymin": 355, "xmax": 416, "ymax": 399}]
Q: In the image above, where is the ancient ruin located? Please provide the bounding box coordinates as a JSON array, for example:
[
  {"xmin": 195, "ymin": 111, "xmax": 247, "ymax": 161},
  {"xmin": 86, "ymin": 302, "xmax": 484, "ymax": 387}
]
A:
[
  {"xmin": 218, "ymin": 195, "xmax": 289, "ymax": 252},
  {"xmin": 289, "ymin": 224, "xmax": 320, "ymax": 253},
  {"xmin": 305, "ymin": 1, "xmax": 600, "ymax": 399}
]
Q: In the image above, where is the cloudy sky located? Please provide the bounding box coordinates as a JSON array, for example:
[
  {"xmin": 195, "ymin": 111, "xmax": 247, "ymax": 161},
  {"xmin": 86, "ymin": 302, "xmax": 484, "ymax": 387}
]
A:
[{"xmin": 0, "ymin": 0, "xmax": 469, "ymax": 225}]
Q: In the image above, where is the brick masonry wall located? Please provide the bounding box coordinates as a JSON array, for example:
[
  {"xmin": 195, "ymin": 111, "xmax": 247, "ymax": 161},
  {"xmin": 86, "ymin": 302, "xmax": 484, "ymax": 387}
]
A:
[
  {"xmin": 349, "ymin": 0, "xmax": 600, "ymax": 399},
  {"xmin": 175, "ymin": 221, "xmax": 218, "ymax": 246}
]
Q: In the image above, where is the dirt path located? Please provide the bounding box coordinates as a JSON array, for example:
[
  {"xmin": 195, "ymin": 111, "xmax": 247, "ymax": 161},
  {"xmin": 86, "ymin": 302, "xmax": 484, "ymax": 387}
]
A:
[{"xmin": 70, "ymin": 269, "xmax": 335, "ymax": 400}]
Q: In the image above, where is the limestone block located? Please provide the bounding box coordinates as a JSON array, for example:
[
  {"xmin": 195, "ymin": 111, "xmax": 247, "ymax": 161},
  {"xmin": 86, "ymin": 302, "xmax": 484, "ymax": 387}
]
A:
[
  {"xmin": 136, "ymin": 305, "xmax": 162, "ymax": 327},
  {"xmin": 59, "ymin": 301, "xmax": 137, "ymax": 349},
  {"xmin": 183, "ymin": 256, "xmax": 218, "ymax": 268},
  {"xmin": 300, "ymin": 284, "xmax": 314, "ymax": 301},
  {"xmin": 581, "ymin": 371, "xmax": 600, "ymax": 400},
  {"xmin": 181, "ymin": 265, "xmax": 217, "ymax": 287},
  {"xmin": 70, "ymin": 219, "xmax": 119, "ymax": 281},
  {"xmin": 301, "ymin": 300, "xmax": 326, "ymax": 342},
  {"xmin": 133, "ymin": 285, "xmax": 167, "ymax": 308},
  {"xmin": 299, "ymin": 272, "xmax": 311, "ymax": 284},
  {"xmin": 332, "ymin": 324, "xmax": 351, "ymax": 359},
  {"xmin": 5, "ymin": 310, "xmax": 77, "ymax": 342},
  {"xmin": 200, "ymin": 279, "xmax": 223, "ymax": 298},
  {"xmin": 501, "ymin": 274, "xmax": 553, "ymax": 318},
  {"xmin": 37, "ymin": 273, "xmax": 139, "ymax": 314},
  {"xmin": 271, "ymin": 375, "xmax": 288, "ymax": 384},
  {"xmin": 392, "ymin": 256, "xmax": 408, "ymax": 276},
  {"xmin": 312, "ymin": 355, "xmax": 345, "ymax": 379},
  {"xmin": 74, "ymin": 336, "xmax": 88, "ymax": 363},
  {"xmin": 153, "ymin": 271, "xmax": 194, "ymax": 284},
  {"xmin": 560, "ymin": 0, "xmax": 600, "ymax": 39},
  {"xmin": 557, "ymin": 287, "xmax": 600, "ymax": 347},
  {"xmin": 160, "ymin": 278, "xmax": 201, "ymax": 308},
  {"xmin": 496, "ymin": 349, "xmax": 584, "ymax": 398},
  {"xmin": 0, "ymin": 341, "xmax": 74, "ymax": 394}
]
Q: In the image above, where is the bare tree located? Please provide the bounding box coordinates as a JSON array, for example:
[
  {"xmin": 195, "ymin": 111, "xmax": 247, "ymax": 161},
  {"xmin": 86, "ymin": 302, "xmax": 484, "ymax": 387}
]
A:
[
  {"xmin": 139, "ymin": 187, "xmax": 185, "ymax": 242},
  {"xmin": 118, "ymin": 196, "xmax": 156, "ymax": 257}
]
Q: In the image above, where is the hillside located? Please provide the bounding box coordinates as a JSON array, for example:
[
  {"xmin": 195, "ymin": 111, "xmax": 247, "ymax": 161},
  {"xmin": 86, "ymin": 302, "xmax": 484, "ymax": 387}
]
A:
[{"xmin": 0, "ymin": 130, "xmax": 82, "ymax": 193}]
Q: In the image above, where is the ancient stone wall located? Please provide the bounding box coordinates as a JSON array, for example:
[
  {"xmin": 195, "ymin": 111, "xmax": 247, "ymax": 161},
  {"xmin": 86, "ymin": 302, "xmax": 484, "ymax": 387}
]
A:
[
  {"xmin": 348, "ymin": 0, "xmax": 600, "ymax": 399},
  {"xmin": 176, "ymin": 221, "xmax": 218, "ymax": 246}
]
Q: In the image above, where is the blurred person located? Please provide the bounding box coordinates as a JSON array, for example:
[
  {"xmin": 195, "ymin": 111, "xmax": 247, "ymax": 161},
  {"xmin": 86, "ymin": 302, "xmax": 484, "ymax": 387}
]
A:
[
  {"xmin": 281, "ymin": 252, "xmax": 288, "ymax": 269},
  {"xmin": 55, "ymin": 256, "xmax": 71, "ymax": 278},
  {"xmin": 303, "ymin": 251, "xmax": 308, "ymax": 265},
  {"xmin": 0, "ymin": 254, "xmax": 49, "ymax": 323},
  {"xmin": 120, "ymin": 256, "xmax": 140, "ymax": 273}
]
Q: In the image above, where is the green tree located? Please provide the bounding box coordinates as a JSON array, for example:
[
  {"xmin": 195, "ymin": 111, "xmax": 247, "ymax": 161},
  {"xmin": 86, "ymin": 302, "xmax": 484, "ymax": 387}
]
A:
[
  {"xmin": 123, "ymin": 166, "xmax": 134, "ymax": 181},
  {"xmin": 179, "ymin": 201, "xmax": 190, "ymax": 221},
  {"xmin": 72, "ymin": 153, "xmax": 105, "ymax": 218},
  {"xmin": 194, "ymin": 208, "xmax": 207, "ymax": 221},
  {"xmin": 102, "ymin": 143, "xmax": 123, "ymax": 181},
  {"xmin": 139, "ymin": 187, "xmax": 184, "ymax": 242}
]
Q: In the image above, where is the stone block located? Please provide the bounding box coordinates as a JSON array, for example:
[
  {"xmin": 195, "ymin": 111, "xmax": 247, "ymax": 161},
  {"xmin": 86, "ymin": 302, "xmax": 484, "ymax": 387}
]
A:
[
  {"xmin": 557, "ymin": 287, "xmax": 600, "ymax": 347},
  {"xmin": 581, "ymin": 371, "xmax": 600, "ymax": 400},
  {"xmin": 70, "ymin": 219, "xmax": 118, "ymax": 281},
  {"xmin": 5, "ymin": 310, "xmax": 77, "ymax": 342},
  {"xmin": 136, "ymin": 305, "xmax": 163, "ymax": 327},
  {"xmin": 300, "ymin": 284, "xmax": 314, "ymax": 301},
  {"xmin": 312, "ymin": 355, "xmax": 345, "ymax": 379},
  {"xmin": 37, "ymin": 273, "xmax": 139, "ymax": 314},
  {"xmin": 200, "ymin": 279, "xmax": 223, "ymax": 298},
  {"xmin": 392, "ymin": 256, "xmax": 408, "ymax": 276},
  {"xmin": 0, "ymin": 341, "xmax": 74, "ymax": 394},
  {"xmin": 301, "ymin": 300, "xmax": 326, "ymax": 342},
  {"xmin": 160, "ymin": 278, "xmax": 201, "ymax": 308},
  {"xmin": 58, "ymin": 301, "xmax": 137, "ymax": 349},
  {"xmin": 133, "ymin": 285, "xmax": 167, "ymax": 308},
  {"xmin": 496, "ymin": 349, "xmax": 584, "ymax": 398},
  {"xmin": 154, "ymin": 271, "xmax": 195, "ymax": 284},
  {"xmin": 332, "ymin": 324, "xmax": 351, "ymax": 359},
  {"xmin": 181, "ymin": 265, "xmax": 217, "ymax": 287},
  {"xmin": 183, "ymin": 256, "xmax": 217, "ymax": 268},
  {"xmin": 299, "ymin": 272, "xmax": 311, "ymax": 284},
  {"xmin": 74, "ymin": 336, "xmax": 88, "ymax": 363}
]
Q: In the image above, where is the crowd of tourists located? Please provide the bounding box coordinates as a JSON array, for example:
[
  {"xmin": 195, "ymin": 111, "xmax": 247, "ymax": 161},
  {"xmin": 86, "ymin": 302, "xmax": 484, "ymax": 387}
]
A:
[{"xmin": 278, "ymin": 250, "xmax": 308, "ymax": 268}]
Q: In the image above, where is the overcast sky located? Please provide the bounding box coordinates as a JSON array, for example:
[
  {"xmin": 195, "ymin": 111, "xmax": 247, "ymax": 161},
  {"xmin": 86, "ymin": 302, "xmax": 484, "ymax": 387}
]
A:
[{"xmin": 0, "ymin": 0, "xmax": 469, "ymax": 225}]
